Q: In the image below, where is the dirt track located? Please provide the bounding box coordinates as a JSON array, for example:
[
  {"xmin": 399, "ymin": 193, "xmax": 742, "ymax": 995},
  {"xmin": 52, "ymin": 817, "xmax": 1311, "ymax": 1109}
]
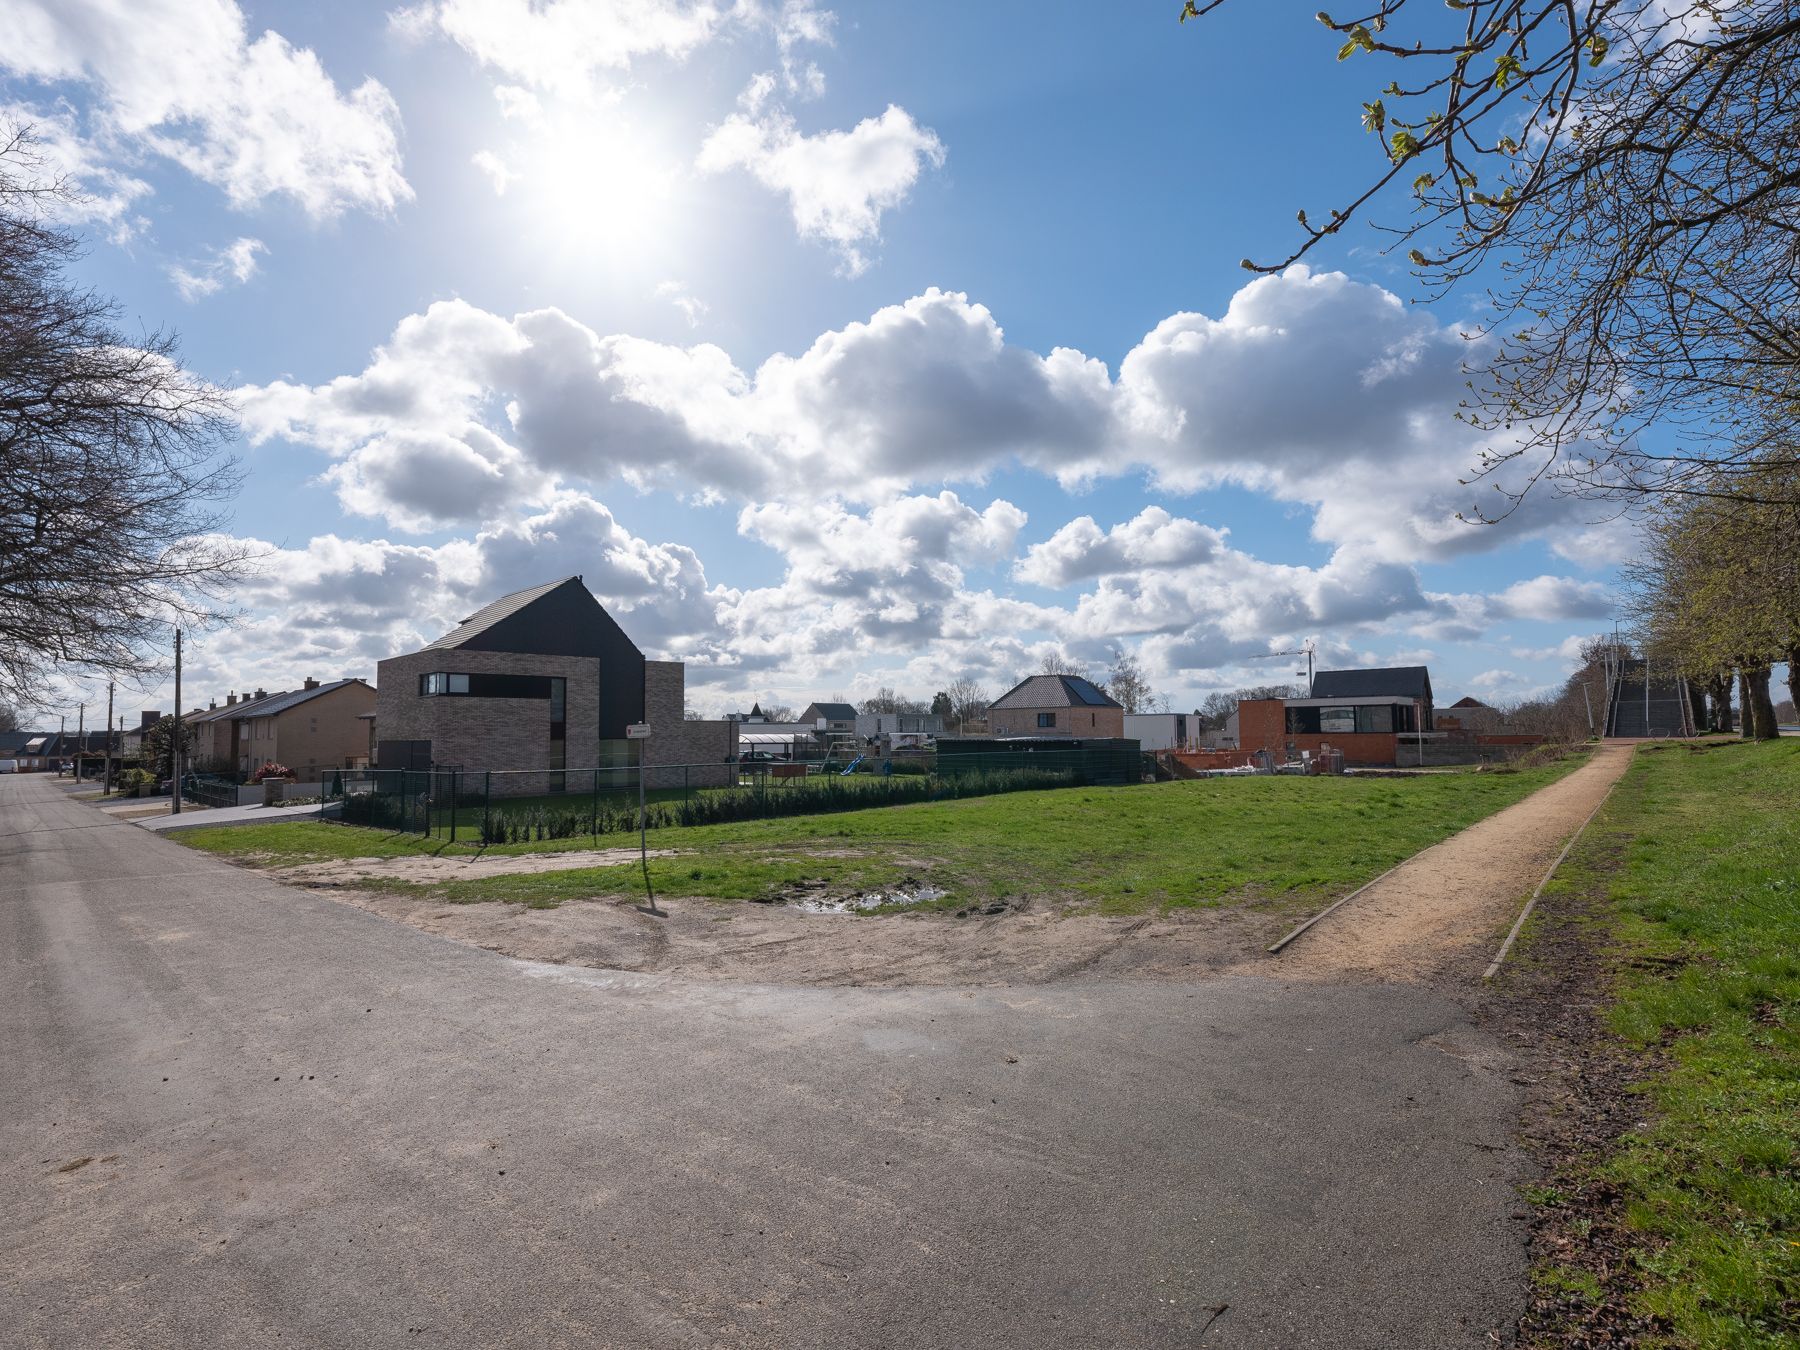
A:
[
  {"xmin": 1268, "ymin": 742, "xmax": 1636, "ymax": 983},
  {"xmin": 284, "ymin": 747, "xmax": 1637, "ymax": 989}
]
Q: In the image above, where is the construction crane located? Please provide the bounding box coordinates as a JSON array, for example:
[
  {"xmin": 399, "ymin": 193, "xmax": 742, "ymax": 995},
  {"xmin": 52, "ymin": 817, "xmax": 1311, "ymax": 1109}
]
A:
[{"xmin": 1249, "ymin": 640, "xmax": 1316, "ymax": 696}]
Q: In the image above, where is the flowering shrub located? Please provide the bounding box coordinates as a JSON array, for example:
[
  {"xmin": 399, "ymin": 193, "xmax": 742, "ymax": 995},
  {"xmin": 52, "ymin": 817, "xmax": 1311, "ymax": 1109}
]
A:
[{"xmin": 252, "ymin": 761, "xmax": 293, "ymax": 782}]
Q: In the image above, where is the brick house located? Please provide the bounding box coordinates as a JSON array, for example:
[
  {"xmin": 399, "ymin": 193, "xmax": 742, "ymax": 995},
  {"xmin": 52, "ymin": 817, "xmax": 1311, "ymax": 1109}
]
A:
[
  {"xmin": 986, "ymin": 674, "xmax": 1125, "ymax": 739},
  {"xmin": 1236, "ymin": 665, "xmax": 1435, "ymax": 768},
  {"xmin": 374, "ymin": 577, "xmax": 733, "ymax": 794}
]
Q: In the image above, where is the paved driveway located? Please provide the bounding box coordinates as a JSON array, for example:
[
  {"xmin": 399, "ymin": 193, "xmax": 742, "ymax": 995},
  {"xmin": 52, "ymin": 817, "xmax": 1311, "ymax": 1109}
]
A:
[{"xmin": 2, "ymin": 773, "xmax": 1529, "ymax": 1348}]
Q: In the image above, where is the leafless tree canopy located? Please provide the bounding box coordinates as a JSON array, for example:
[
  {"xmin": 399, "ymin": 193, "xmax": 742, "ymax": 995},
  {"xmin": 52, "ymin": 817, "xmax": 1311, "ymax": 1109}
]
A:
[
  {"xmin": 0, "ymin": 124, "xmax": 254, "ymax": 711},
  {"xmin": 1181, "ymin": 1, "xmax": 1800, "ymax": 511}
]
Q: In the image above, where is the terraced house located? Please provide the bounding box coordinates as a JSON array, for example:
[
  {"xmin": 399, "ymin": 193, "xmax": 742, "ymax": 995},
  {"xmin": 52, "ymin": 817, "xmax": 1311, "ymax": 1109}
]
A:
[{"xmin": 374, "ymin": 577, "xmax": 733, "ymax": 794}]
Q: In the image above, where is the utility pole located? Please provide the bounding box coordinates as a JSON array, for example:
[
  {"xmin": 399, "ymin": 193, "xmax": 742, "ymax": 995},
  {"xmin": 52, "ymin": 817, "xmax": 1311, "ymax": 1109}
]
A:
[
  {"xmin": 103, "ymin": 680, "xmax": 115, "ymax": 794},
  {"xmin": 170, "ymin": 628, "xmax": 182, "ymax": 815},
  {"xmin": 77, "ymin": 702, "xmax": 85, "ymax": 781},
  {"xmin": 57, "ymin": 713, "xmax": 65, "ymax": 776}
]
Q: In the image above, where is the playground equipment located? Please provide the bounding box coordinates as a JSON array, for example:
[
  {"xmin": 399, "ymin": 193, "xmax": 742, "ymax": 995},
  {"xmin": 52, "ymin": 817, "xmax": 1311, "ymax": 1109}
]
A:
[{"xmin": 840, "ymin": 755, "xmax": 865, "ymax": 776}]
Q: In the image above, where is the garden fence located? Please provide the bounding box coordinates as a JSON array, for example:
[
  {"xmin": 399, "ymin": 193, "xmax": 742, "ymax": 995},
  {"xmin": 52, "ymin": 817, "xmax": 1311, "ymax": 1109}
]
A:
[{"xmin": 322, "ymin": 746, "xmax": 1143, "ymax": 844}]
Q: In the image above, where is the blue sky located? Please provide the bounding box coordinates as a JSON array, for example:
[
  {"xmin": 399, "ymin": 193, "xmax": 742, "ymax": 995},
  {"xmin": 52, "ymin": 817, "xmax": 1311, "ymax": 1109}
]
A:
[{"xmin": 7, "ymin": 0, "xmax": 1630, "ymax": 720}]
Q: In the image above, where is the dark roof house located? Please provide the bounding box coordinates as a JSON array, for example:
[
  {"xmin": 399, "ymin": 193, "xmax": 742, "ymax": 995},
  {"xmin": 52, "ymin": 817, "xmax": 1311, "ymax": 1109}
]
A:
[
  {"xmin": 1310, "ymin": 666, "xmax": 1433, "ymax": 703},
  {"xmin": 990, "ymin": 674, "xmax": 1122, "ymax": 711},
  {"xmin": 802, "ymin": 701, "xmax": 857, "ymax": 723}
]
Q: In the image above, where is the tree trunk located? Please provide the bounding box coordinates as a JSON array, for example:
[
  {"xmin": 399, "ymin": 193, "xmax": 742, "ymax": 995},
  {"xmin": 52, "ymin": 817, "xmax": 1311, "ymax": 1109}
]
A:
[
  {"xmin": 1739, "ymin": 670, "xmax": 1756, "ymax": 738},
  {"xmin": 1685, "ymin": 679, "xmax": 1706, "ymax": 736},
  {"xmin": 1786, "ymin": 646, "xmax": 1800, "ymax": 722},
  {"xmin": 1707, "ymin": 673, "xmax": 1733, "ymax": 732},
  {"xmin": 1746, "ymin": 666, "xmax": 1781, "ymax": 741}
]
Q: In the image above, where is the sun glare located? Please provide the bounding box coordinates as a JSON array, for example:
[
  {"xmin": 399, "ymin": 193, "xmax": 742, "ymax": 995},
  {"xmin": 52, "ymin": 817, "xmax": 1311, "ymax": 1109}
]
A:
[{"xmin": 516, "ymin": 115, "xmax": 680, "ymax": 261}]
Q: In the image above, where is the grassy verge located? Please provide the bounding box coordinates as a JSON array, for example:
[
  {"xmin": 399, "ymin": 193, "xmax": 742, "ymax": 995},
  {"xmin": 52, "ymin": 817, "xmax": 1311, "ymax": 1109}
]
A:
[
  {"xmin": 1521, "ymin": 739, "xmax": 1798, "ymax": 1347},
  {"xmin": 177, "ymin": 751, "xmax": 1586, "ymax": 915}
]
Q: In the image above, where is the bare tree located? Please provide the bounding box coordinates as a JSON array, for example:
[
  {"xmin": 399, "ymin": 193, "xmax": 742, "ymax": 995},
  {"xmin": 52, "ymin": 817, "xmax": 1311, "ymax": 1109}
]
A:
[
  {"xmin": 1180, "ymin": 2, "xmax": 1800, "ymax": 511},
  {"xmin": 944, "ymin": 675, "xmax": 989, "ymax": 733},
  {"xmin": 1105, "ymin": 648, "xmax": 1156, "ymax": 713},
  {"xmin": 0, "ymin": 123, "xmax": 255, "ymax": 712},
  {"xmin": 1037, "ymin": 652, "xmax": 1090, "ymax": 680}
]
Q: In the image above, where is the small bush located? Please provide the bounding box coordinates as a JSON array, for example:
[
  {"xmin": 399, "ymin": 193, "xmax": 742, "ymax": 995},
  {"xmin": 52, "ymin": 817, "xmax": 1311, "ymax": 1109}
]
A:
[{"xmin": 252, "ymin": 761, "xmax": 293, "ymax": 782}]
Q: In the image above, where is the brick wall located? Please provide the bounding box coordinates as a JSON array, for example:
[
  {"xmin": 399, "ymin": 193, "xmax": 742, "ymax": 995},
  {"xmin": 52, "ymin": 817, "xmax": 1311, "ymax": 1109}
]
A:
[
  {"xmin": 640, "ymin": 660, "xmax": 732, "ymax": 787},
  {"xmin": 270, "ymin": 682, "xmax": 376, "ymax": 780},
  {"xmin": 987, "ymin": 705, "xmax": 1125, "ymax": 738},
  {"xmin": 375, "ymin": 649, "xmax": 604, "ymax": 795},
  {"xmin": 1235, "ymin": 699, "xmax": 1403, "ymax": 768}
]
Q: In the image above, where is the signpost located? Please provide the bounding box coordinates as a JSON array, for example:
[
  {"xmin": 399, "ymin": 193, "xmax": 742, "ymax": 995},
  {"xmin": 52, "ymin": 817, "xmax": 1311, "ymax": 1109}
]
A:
[{"xmin": 626, "ymin": 723, "xmax": 660, "ymax": 915}]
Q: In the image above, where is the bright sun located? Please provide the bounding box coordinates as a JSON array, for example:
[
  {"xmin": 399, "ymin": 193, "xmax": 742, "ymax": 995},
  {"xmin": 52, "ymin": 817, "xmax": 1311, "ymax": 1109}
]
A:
[{"xmin": 515, "ymin": 114, "xmax": 680, "ymax": 260}]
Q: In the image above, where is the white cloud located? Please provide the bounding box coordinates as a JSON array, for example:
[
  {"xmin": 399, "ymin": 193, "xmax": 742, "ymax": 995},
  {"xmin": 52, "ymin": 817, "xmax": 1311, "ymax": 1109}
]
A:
[
  {"xmin": 698, "ymin": 102, "xmax": 943, "ymax": 274},
  {"xmin": 1488, "ymin": 574, "xmax": 1613, "ymax": 621},
  {"xmin": 395, "ymin": 0, "xmax": 736, "ymax": 94},
  {"xmin": 470, "ymin": 149, "xmax": 514, "ymax": 194},
  {"xmin": 239, "ymin": 270, "xmax": 1616, "ymax": 581},
  {"xmin": 167, "ymin": 235, "xmax": 265, "ymax": 301},
  {"xmin": 1015, "ymin": 508, "xmax": 1228, "ymax": 588},
  {"xmin": 2, "ymin": 99, "xmax": 151, "ymax": 242},
  {"xmin": 0, "ymin": 0, "xmax": 410, "ymax": 219},
  {"xmin": 655, "ymin": 279, "xmax": 709, "ymax": 327}
]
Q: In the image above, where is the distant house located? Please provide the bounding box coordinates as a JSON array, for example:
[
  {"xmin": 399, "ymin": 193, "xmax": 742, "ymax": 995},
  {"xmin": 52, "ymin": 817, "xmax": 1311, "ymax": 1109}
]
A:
[
  {"xmin": 854, "ymin": 710, "xmax": 945, "ymax": 747},
  {"xmin": 800, "ymin": 702, "xmax": 858, "ymax": 734},
  {"xmin": 374, "ymin": 576, "xmax": 733, "ymax": 794},
  {"xmin": 1123, "ymin": 712, "xmax": 1194, "ymax": 753},
  {"xmin": 1235, "ymin": 665, "xmax": 1439, "ymax": 767},
  {"xmin": 987, "ymin": 675, "xmax": 1125, "ymax": 739}
]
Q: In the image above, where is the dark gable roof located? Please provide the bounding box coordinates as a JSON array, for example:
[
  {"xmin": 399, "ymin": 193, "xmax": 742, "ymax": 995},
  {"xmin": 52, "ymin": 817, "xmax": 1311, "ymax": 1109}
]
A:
[
  {"xmin": 421, "ymin": 576, "xmax": 646, "ymax": 665},
  {"xmin": 1310, "ymin": 666, "xmax": 1433, "ymax": 701},
  {"xmin": 1449, "ymin": 695, "xmax": 1490, "ymax": 709},
  {"xmin": 990, "ymin": 674, "xmax": 1123, "ymax": 711},
  {"xmin": 0, "ymin": 730, "xmax": 38, "ymax": 754},
  {"xmin": 228, "ymin": 679, "xmax": 366, "ymax": 720},
  {"xmin": 805, "ymin": 702, "xmax": 857, "ymax": 721},
  {"xmin": 425, "ymin": 579, "xmax": 569, "ymax": 651}
]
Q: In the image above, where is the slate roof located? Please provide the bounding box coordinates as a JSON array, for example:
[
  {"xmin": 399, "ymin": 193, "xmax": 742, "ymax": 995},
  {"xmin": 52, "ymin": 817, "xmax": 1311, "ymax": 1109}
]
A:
[
  {"xmin": 989, "ymin": 674, "xmax": 1123, "ymax": 711},
  {"xmin": 1448, "ymin": 695, "xmax": 1490, "ymax": 709},
  {"xmin": 0, "ymin": 730, "xmax": 40, "ymax": 755},
  {"xmin": 227, "ymin": 679, "xmax": 366, "ymax": 720},
  {"xmin": 805, "ymin": 702, "xmax": 858, "ymax": 721},
  {"xmin": 425, "ymin": 578, "xmax": 571, "ymax": 651},
  {"xmin": 1309, "ymin": 666, "xmax": 1433, "ymax": 701}
]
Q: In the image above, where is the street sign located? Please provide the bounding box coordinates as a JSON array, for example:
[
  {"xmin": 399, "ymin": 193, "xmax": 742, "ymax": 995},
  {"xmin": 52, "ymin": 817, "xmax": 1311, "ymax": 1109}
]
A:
[{"xmin": 626, "ymin": 723, "xmax": 652, "ymax": 739}]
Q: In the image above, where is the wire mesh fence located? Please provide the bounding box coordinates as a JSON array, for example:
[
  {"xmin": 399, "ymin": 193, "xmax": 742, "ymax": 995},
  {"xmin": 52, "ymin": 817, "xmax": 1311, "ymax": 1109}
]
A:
[{"xmin": 323, "ymin": 746, "xmax": 1143, "ymax": 843}]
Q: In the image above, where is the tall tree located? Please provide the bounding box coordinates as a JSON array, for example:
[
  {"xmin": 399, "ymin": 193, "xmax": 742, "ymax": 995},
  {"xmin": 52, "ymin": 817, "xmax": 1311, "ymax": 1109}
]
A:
[
  {"xmin": 944, "ymin": 676, "xmax": 989, "ymax": 732},
  {"xmin": 929, "ymin": 690, "xmax": 953, "ymax": 719},
  {"xmin": 1105, "ymin": 649, "xmax": 1156, "ymax": 713},
  {"xmin": 1180, "ymin": 2, "xmax": 1800, "ymax": 511},
  {"xmin": 0, "ymin": 124, "xmax": 254, "ymax": 712},
  {"xmin": 1037, "ymin": 653, "xmax": 1090, "ymax": 680}
]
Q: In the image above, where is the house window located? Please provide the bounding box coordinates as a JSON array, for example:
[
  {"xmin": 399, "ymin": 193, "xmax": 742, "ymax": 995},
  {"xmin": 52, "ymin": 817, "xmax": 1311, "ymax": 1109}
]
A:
[
  {"xmin": 1037, "ymin": 712, "xmax": 1055, "ymax": 728},
  {"xmin": 548, "ymin": 677, "xmax": 566, "ymax": 792},
  {"xmin": 419, "ymin": 672, "xmax": 473, "ymax": 695}
]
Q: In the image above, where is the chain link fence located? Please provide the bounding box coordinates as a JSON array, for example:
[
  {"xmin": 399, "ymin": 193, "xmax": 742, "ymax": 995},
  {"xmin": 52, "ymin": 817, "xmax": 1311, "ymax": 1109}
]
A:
[{"xmin": 323, "ymin": 745, "xmax": 1144, "ymax": 844}]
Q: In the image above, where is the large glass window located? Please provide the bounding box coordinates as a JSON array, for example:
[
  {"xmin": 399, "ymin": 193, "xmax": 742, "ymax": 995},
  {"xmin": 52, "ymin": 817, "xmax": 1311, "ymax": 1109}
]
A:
[
  {"xmin": 1355, "ymin": 705, "xmax": 1394, "ymax": 733},
  {"xmin": 1319, "ymin": 707, "xmax": 1356, "ymax": 734}
]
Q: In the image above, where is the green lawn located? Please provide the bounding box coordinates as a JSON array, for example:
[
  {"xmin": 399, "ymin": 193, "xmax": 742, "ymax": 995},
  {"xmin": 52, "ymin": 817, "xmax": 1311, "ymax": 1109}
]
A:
[
  {"xmin": 1522, "ymin": 739, "xmax": 1799, "ymax": 1347},
  {"xmin": 178, "ymin": 753, "xmax": 1585, "ymax": 915}
]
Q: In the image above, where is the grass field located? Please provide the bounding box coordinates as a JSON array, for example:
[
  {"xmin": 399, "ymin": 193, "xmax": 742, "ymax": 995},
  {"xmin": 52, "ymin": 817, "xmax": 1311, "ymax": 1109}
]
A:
[
  {"xmin": 1523, "ymin": 739, "xmax": 1799, "ymax": 1347},
  {"xmin": 179, "ymin": 753, "xmax": 1584, "ymax": 916}
]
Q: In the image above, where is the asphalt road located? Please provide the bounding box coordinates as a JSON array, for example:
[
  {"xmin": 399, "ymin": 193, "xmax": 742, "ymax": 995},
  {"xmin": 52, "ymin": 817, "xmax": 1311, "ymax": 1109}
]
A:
[{"xmin": 2, "ymin": 773, "xmax": 1531, "ymax": 1348}]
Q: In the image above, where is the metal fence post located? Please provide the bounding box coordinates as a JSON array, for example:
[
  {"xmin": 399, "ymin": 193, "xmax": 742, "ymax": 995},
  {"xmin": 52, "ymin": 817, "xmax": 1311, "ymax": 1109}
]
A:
[
  {"xmin": 483, "ymin": 771, "xmax": 491, "ymax": 845},
  {"xmin": 449, "ymin": 769, "xmax": 458, "ymax": 844},
  {"xmin": 590, "ymin": 767, "xmax": 598, "ymax": 839}
]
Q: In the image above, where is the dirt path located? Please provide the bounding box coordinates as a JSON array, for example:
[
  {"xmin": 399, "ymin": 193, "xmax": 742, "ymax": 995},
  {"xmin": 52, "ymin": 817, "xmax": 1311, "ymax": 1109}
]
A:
[
  {"xmin": 1265, "ymin": 742, "xmax": 1636, "ymax": 983},
  {"xmin": 270, "ymin": 846, "xmax": 675, "ymax": 887},
  {"xmin": 256, "ymin": 748, "xmax": 1636, "ymax": 989}
]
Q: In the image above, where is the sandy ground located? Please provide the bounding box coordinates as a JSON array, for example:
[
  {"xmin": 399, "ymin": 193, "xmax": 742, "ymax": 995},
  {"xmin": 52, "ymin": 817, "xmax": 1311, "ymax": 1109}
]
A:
[
  {"xmin": 263, "ymin": 746, "xmax": 1636, "ymax": 989},
  {"xmin": 1269, "ymin": 741, "xmax": 1636, "ymax": 983},
  {"xmin": 271, "ymin": 846, "xmax": 674, "ymax": 886}
]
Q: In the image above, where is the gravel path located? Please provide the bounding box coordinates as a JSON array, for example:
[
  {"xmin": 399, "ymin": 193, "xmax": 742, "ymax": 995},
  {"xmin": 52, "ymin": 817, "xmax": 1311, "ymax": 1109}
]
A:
[{"xmin": 1271, "ymin": 743, "xmax": 1636, "ymax": 983}]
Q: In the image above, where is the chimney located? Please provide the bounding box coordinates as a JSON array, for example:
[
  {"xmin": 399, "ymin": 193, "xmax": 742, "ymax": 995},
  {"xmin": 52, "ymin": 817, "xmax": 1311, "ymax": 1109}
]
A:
[
  {"xmin": 227, "ymin": 691, "xmax": 237, "ymax": 706},
  {"xmin": 253, "ymin": 688, "xmax": 266, "ymax": 700},
  {"xmin": 208, "ymin": 699, "xmax": 217, "ymax": 711},
  {"xmin": 303, "ymin": 677, "xmax": 320, "ymax": 691},
  {"xmin": 139, "ymin": 711, "xmax": 160, "ymax": 729}
]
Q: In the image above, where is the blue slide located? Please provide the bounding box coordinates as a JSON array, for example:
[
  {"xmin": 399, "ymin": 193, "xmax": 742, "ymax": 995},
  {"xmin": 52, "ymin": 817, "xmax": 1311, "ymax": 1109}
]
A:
[{"xmin": 840, "ymin": 755, "xmax": 865, "ymax": 776}]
